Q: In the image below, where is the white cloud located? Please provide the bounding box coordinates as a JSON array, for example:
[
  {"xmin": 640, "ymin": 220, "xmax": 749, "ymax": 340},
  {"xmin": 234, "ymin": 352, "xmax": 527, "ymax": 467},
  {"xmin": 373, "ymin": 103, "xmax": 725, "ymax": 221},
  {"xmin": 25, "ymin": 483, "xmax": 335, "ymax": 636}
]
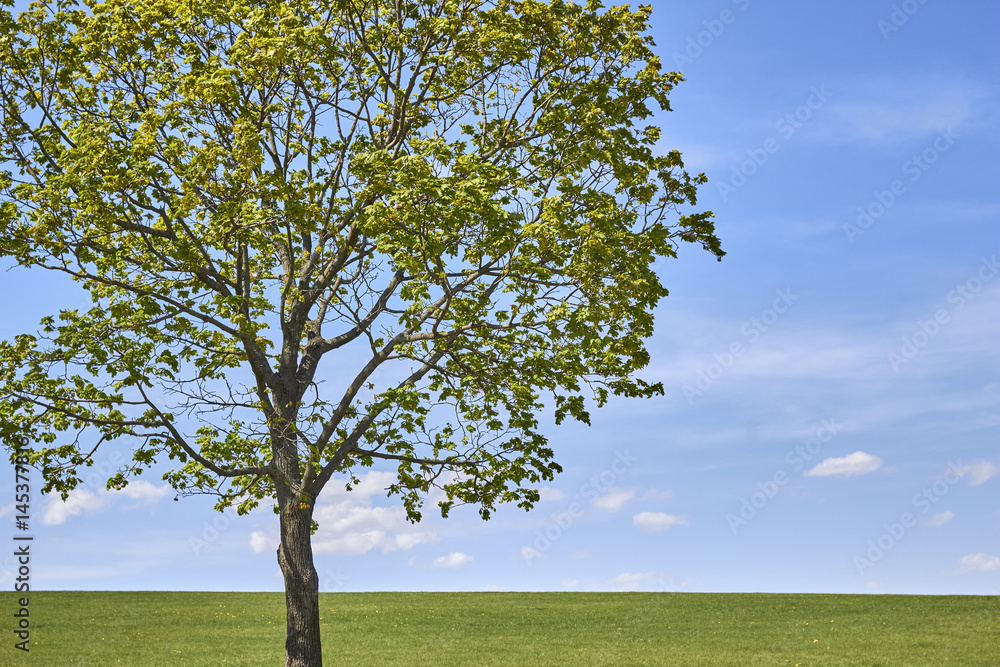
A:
[
  {"xmin": 538, "ymin": 487, "xmax": 566, "ymax": 502},
  {"xmin": 314, "ymin": 530, "xmax": 389, "ymax": 556},
  {"xmin": 249, "ymin": 530, "xmax": 278, "ymax": 554},
  {"xmin": 920, "ymin": 511, "xmax": 954, "ymax": 527},
  {"xmin": 956, "ymin": 553, "xmax": 1000, "ymax": 574},
  {"xmin": 394, "ymin": 531, "xmax": 439, "ymax": 551},
  {"xmin": 641, "ymin": 489, "xmax": 673, "ymax": 501},
  {"xmin": 483, "ymin": 584, "xmax": 506, "ymax": 591},
  {"xmin": 804, "ymin": 451, "xmax": 883, "ymax": 478},
  {"xmin": 592, "ymin": 487, "xmax": 635, "ymax": 512},
  {"xmin": 570, "ymin": 550, "xmax": 591, "ymax": 560},
  {"xmin": 433, "ymin": 552, "xmax": 473, "ymax": 568},
  {"xmin": 115, "ymin": 480, "xmax": 171, "ymax": 503},
  {"xmin": 561, "ymin": 578, "xmax": 579, "ymax": 587},
  {"xmin": 333, "ymin": 471, "xmax": 396, "ymax": 498},
  {"xmin": 40, "ymin": 480, "xmax": 173, "ymax": 526},
  {"xmin": 306, "ymin": 472, "xmax": 441, "ymax": 556},
  {"xmin": 519, "ymin": 546, "xmax": 543, "ymax": 562},
  {"xmin": 42, "ymin": 489, "xmax": 108, "ymax": 525},
  {"xmin": 954, "ymin": 461, "xmax": 998, "ymax": 486},
  {"xmin": 0, "ymin": 503, "xmax": 15, "ymax": 518},
  {"xmin": 633, "ymin": 512, "xmax": 689, "ymax": 532},
  {"xmin": 313, "ymin": 502, "xmax": 401, "ymax": 533},
  {"xmin": 310, "ymin": 518, "xmax": 440, "ymax": 556}
]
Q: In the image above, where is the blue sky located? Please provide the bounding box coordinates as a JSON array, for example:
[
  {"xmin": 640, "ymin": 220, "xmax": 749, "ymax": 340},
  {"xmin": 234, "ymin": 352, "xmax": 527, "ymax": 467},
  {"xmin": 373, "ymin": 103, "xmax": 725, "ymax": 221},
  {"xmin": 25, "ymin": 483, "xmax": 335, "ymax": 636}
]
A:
[{"xmin": 2, "ymin": 0, "xmax": 998, "ymax": 595}]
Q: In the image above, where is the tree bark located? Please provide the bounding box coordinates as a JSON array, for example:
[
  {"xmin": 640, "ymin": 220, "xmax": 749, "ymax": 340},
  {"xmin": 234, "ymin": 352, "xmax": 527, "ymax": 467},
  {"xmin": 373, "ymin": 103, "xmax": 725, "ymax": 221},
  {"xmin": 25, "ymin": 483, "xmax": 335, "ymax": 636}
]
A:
[{"xmin": 277, "ymin": 501, "xmax": 323, "ymax": 667}]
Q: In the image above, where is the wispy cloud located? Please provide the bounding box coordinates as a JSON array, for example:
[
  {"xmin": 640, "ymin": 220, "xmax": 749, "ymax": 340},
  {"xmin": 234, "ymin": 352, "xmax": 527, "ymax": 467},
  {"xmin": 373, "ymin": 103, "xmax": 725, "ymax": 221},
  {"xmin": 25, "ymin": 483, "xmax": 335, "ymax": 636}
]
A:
[
  {"xmin": 814, "ymin": 76, "xmax": 989, "ymax": 144},
  {"xmin": 804, "ymin": 451, "xmax": 883, "ymax": 478},
  {"xmin": 633, "ymin": 512, "xmax": 689, "ymax": 532},
  {"xmin": 603, "ymin": 571, "xmax": 668, "ymax": 592},
  {"xmin": 645, "ymin": 283, "xmax": 1000, "ymax": 416}
]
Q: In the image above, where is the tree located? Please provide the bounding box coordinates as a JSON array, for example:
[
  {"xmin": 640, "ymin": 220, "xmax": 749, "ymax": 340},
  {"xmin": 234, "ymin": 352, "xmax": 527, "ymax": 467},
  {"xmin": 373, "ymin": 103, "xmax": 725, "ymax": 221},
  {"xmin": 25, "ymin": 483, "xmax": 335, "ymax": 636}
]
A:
[{"xmin": 0, "ymin": 0, "xmax": 721, "ymax": 664}]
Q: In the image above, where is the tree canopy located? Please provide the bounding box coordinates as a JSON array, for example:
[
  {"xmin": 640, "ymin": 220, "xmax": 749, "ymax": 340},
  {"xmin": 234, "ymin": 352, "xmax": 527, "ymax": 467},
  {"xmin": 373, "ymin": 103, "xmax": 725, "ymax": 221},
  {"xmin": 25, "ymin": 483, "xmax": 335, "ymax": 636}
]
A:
[{"xmin": 0, "ymin": 0, "xmax": 720, "ymax": 663}]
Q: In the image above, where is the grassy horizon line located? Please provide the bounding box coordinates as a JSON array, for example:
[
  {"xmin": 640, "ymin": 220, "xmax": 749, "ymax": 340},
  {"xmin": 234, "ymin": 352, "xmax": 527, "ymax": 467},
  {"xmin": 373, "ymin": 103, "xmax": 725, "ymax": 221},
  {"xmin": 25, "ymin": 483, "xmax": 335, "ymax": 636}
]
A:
[{"xmin": 2, "ymin": 590, "xmax": 996, "ymax": 665}]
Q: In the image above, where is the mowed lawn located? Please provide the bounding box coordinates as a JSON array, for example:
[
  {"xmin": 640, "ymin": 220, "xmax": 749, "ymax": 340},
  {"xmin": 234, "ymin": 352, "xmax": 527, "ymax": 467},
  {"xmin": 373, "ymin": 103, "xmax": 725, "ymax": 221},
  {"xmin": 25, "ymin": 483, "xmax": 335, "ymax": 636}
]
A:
[{"xmin": 1, "ymin": 591, "xmax": 996, "ymax": 666}]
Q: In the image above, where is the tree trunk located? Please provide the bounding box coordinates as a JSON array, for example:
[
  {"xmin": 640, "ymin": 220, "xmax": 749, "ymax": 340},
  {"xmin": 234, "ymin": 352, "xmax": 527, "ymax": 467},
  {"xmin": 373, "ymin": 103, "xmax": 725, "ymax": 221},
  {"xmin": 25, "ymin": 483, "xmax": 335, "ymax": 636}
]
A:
[{"xmin": 278, "ymin": 502, "xmax": 323, "ymax": 667}]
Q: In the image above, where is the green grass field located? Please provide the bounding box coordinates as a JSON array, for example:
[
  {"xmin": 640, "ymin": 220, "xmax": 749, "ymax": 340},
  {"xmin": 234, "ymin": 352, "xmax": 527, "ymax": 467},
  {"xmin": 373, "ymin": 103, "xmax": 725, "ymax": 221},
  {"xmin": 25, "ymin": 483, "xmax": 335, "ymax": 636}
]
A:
[{"xmin": 1, "ymin": 591, "xmax": 996, "ymax": 665}]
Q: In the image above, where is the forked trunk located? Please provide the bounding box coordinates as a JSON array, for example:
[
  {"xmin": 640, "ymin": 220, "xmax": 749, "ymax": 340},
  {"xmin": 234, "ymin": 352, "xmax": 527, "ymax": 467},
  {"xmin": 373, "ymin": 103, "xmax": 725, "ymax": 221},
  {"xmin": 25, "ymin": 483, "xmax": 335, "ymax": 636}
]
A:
[{"xmin": 278, "ymin": 503, "xmax": 323, "ymax": 667}]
